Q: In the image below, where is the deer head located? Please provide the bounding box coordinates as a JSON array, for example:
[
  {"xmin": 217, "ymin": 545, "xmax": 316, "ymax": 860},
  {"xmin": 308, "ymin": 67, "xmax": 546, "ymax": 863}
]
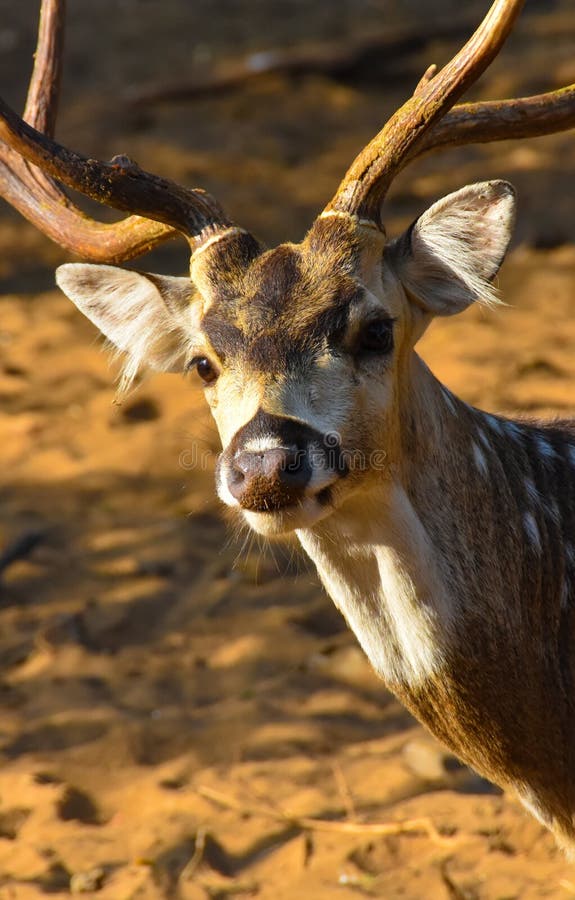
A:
[
  {"xmin": 0, "ymin": 0, "xmax": 573, "ymax": 540},
  {"xmin": 55, "ymin": 178, "xmax": 516, "ymax": 536}
]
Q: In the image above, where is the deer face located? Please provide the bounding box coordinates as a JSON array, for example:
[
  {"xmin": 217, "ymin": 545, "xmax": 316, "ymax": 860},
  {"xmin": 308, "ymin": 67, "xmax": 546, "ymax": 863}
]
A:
[
  {"xmin": 188, "ymin": 216, "xmax": 405, "ymax": 535},
  {"xmin": 56, "ymin": 181, "xmax": 515, "ymax": 536}
]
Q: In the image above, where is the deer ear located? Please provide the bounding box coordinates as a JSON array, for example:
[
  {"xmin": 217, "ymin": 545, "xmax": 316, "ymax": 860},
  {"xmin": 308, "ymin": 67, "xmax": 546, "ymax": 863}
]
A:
[
  {"xmin": 387, "ymin": 180, "xmax": 516, "ymax": 316},
  {"xmin": 56, "ymin": 264, "xmax": 198, "ymax": 386}
]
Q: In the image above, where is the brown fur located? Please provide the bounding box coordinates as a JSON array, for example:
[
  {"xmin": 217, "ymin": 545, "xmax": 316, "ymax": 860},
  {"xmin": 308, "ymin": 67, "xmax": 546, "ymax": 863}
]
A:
[
  {"xmin": 198, "ymin": 223, "xmax": 370, "ymax": 374},
  {"xmin": 395, "ymin": 378, "xmax": 575, "ymax": 842}
]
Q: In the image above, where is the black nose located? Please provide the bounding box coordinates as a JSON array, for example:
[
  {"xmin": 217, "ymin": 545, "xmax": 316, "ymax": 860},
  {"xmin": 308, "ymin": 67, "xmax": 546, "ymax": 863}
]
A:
[{"xmin": 228, "ymin": 445, "xmax": 311, "ymax": 509}]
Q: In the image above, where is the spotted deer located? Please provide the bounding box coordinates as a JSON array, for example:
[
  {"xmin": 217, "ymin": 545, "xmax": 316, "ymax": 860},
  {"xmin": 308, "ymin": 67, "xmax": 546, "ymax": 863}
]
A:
[{"xmin": 2, "ymin": 0, "xmax": 575, "ymax": 846}]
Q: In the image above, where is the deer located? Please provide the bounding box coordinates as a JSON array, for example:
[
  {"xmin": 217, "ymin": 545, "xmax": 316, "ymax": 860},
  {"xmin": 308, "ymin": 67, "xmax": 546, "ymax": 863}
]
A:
[{"xmin": 2, "ymin": 0, "xmax": 575, "ymax": 848}]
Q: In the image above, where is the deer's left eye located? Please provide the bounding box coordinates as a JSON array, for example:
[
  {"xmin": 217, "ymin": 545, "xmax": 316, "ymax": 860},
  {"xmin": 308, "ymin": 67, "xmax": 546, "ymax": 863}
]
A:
[
  {"xmin": 358, "ymin": 318, "xmax": 394, "ymax": 355},
  {"xmin": 187, "ymin": 356, "xmax": 219, "ymax": 385}
]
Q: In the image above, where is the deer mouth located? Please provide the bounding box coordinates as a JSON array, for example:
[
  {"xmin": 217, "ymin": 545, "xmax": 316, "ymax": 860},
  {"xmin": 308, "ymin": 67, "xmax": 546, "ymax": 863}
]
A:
[
  {"xmin": 217, "ymin": 460, "xmax": 344, "ymax": 535},
  {"xmin": 239, "ymin": 486, "xmax": 339, "ymax": 536}
]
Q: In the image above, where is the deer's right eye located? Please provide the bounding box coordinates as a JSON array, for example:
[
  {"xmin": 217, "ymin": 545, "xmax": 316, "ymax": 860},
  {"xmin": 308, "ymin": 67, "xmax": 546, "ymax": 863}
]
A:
[
  {"xmin": 188, "ymin": 356, "xmax": 219, "ymax": 385},
  {"xmin": 357, "ymin": 318, "xmax": 395, "ymax": 355}
]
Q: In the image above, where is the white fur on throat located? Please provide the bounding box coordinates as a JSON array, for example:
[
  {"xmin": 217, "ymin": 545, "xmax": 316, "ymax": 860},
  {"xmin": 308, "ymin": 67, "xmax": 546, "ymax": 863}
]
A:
[{"xmin": 298, "ymin": 484, "xmax": 453, "ymax": 686}]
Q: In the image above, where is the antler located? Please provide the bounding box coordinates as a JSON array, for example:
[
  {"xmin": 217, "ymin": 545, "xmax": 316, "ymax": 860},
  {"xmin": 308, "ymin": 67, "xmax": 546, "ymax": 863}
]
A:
[
  {"xmin": 411, "ymin": 86, "xmax": 575, "ymax": 160},
  {"xmin": 325, "ymin": 0, "xmax": 575, "ymax": 227},
  {"xmin": 0, "ymin": 0, "xmax": 233, "ymax": 263},
  {"xmin": 2, "ymin": 0, "xmax": 574, "ymax": 259}
]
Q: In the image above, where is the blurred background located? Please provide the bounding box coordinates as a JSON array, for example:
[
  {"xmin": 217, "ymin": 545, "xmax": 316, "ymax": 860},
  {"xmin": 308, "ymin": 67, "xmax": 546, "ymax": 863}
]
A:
[{"xmin": 0, "ymin": 1, "xmax": 574, "ymax": 897}]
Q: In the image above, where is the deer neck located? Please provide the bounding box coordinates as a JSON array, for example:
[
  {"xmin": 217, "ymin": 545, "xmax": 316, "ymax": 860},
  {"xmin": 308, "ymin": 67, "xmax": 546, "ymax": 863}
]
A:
[
  {"xmin": 298, "ymin": 355, "xmax": 575, "ymax": 833},
  {"xmin": 298, "ymin": 352, "xmax": 514, "ymax": 687}
]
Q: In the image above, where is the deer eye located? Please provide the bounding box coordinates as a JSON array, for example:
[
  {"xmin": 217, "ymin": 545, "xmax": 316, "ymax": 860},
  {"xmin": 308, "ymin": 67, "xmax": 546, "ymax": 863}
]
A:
[
  {"xmin": 358, "ymin": 318, "xmax": 394, "ymax": 355},
  {"xmin": 188, "ymin": 356, "xmax": 219, "ymax": 385}
]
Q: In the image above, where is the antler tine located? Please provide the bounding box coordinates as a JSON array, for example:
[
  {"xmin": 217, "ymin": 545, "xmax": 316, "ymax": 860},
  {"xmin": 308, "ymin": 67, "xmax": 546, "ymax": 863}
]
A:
[
  {"xmin": 0, "ymin": 0, "xmax": 171, "ymax": 265},
  {"xmin": 324, "ymin": 0, "xmax": 524, "ymax": 227},
  {"xmin": 0, "ymin": 0, "xmax": 233, "ymax": 263},
  {"xmin": 24, "ymin": 0, "xmax": 65, "ymax": 137},
  {"xmin": 409, "ymin": 85, "xmax": 575, "ymax": 160}
]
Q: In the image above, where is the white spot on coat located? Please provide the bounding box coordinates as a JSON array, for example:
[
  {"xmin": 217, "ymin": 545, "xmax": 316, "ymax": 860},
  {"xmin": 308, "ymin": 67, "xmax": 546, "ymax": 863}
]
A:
[
  {"xmin": 505, "ymin": 421, "xmax": 523, "ymax": 441},
  {"xmin": 535, "ymin": 434, "xmax": 556, "ymax": 462},
  {"xmin": 477, "ymin": 428, "xmax": 491, "ymax": 452},
  {"xmin": 442, "ymin": 387, "xmax": 457, "ymax": 415},
  {"xmin": 486, "ymin": 414, "xmax": 504, "ymax": 436},
  {"xmin": 547, "ymin": 498, "xmax": 561, "ymax": 525},
  {"xmin": 524, "ymin": 477, "xmax": 540, "ymax": 505},
  {"xmin": 472, "ymin": 442, "xmax": 488, "ymax": 475},
  {"xmin": 523, "ymin": 512, "xmax": 541, "ymax": 553}
]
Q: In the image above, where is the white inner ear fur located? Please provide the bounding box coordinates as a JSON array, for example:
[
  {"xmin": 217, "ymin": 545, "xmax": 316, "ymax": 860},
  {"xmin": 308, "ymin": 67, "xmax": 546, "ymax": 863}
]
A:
[
  {"xmin": 56, "ymin": 263, "xmax": 197, "ymax": 390},
  {"xmin": 386, "ymin": 180, "xmax": 516, "ymax": 316}
]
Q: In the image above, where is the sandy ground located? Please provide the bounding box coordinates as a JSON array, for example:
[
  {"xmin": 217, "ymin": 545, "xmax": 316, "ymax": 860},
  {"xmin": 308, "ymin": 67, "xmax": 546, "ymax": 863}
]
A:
[{"xmin": 0, "ymin": 1, "xmax": 574, "ymax": 897}]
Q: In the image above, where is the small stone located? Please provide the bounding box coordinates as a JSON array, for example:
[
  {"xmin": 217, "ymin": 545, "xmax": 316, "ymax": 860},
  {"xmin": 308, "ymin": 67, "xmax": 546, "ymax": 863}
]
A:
[
  {"xmin": 70, "ymin": 866, "xmax": 106, "ymax": 894},
  {"xmin": 402, "ymin": 737, "xmax": 447, "ymax": 781}
]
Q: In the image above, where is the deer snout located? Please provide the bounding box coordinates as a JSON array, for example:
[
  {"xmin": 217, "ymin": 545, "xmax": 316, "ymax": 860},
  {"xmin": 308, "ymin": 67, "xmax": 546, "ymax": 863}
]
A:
[
  {"xmin": 228, "ymin": 445, "xmax": 311, "ymax": 511},
  {"xmin": 216, "ymin": 411, "xmax": 349, "ymax": 519}
]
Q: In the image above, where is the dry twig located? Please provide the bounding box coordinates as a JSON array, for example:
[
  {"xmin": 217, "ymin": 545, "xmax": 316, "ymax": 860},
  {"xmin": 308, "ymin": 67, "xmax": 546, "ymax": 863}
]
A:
[
  {"xmin": 195, "ymin": 784, "xmax": 457, "ymax": 847},
  {"xmin": 329, "ymin": 758, "xmax": 358, "ymax": 823},
  {"xmin": 180, "ymin": 826, "xmax": 207, "ymax": 882}
]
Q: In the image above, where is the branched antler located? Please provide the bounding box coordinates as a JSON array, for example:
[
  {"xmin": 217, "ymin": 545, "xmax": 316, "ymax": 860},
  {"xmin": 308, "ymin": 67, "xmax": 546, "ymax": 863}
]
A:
[
  {"xmin": 0, "ymin": 0, "xmax": 573, "ymax": 260},
  {"xmin": 0, "ymin": 0, "xmax": 232, "ymax": 262},
  {"xmin": 325, "ymin": 0, "xmax": 575, "ymax": 227}
]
